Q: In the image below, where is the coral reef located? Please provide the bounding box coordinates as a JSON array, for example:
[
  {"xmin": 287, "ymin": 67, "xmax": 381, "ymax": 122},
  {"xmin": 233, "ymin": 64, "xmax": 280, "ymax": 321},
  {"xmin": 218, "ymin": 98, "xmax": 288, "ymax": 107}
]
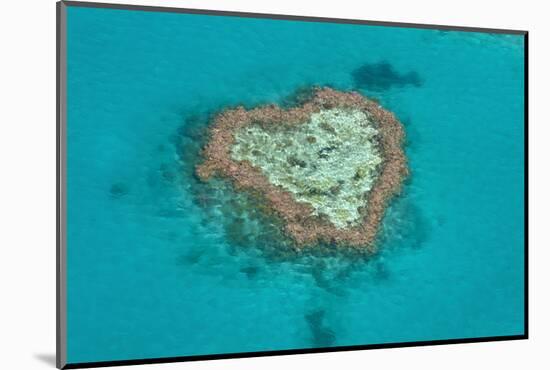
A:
[{"xmin": 196, "ymin": 87, "xmax": 408, "ymax": 251}]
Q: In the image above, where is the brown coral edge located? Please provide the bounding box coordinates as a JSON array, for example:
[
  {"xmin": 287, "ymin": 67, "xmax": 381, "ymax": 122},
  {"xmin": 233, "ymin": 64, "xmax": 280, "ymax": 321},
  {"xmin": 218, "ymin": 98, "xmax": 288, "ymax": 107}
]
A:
[{"xmin": 196, "ymin": 87, "xmax": 408, "ymax": 251}]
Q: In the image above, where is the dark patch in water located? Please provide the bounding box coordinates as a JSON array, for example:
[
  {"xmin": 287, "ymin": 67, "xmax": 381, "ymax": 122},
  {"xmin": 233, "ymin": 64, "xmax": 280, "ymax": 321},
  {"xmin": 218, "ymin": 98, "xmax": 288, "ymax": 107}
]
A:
[
  {"xmin": 304, "ymin": 309, "xmax": 336, "ymax": 347},
  {"xmin": 194, "ymin": 190, "xmax": 214, "ymax": 208},
  {"xmin": 177, "ymin": 249, "xmax": 204, "ymax": 265},
  {"xmin": 240, "ymin": 265, "xmax": 260, "ymax": 279},
  {"xmin": 109, "ymin": 183, "xmax": 129, "ymax": 198},
  {"xmin": 352, "ymin": 62, "xmax": 422, "ymax": 91},
  {"xmin": 175, "ymin": 112, "xmax": 212, "ymax": 174},
  {"xmin": 308, "ymin": 260, "xmax": 347, "ymax": 296},
  {"xmin": 224, "ymin": 217, "xmax": 249, "ymax": 248},
  {"xmin": 311, "ymin": 261, "xmax": 330, "ymax": 290},
  {"xmin": 159, "ymin": 163, "xmax": 177, "ymax": 183}
]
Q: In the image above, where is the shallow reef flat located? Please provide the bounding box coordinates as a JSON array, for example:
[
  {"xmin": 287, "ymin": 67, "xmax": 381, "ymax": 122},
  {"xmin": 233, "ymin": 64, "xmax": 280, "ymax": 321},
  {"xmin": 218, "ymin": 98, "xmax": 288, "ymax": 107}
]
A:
[{"xmin": 196, "ymin": 87, "xmax": 408, "ymax": 251}]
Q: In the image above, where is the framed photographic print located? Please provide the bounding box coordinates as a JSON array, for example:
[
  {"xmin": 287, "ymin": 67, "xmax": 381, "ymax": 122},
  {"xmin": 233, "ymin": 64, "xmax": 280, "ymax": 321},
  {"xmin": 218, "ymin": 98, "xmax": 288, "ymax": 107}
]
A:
[{"xmin": 57, "ymin": 1, "xmax": 528, "ymax": 368}]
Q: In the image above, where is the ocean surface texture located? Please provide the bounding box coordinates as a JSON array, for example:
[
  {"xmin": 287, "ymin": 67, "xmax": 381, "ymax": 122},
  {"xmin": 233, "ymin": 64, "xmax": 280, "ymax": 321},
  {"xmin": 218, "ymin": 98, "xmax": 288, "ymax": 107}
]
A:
[{"xmin": 66, "ymin": 6, "xmax": 525, "ymax": 363}]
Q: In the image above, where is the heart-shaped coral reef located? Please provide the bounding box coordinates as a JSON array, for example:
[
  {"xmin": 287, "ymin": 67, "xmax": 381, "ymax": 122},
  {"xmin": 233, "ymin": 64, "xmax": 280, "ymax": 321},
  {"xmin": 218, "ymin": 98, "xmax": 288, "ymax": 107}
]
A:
[{"xmin": 196, "ymin": 87, "xmax": 408, "ymax": 251}]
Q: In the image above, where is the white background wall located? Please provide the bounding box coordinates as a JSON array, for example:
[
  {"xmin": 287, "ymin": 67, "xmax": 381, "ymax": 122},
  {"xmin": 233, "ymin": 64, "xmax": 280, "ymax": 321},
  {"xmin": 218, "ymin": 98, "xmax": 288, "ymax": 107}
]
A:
[{"xmin": 0, "ymin": 0, "xmax": 547, "ymax": 369}]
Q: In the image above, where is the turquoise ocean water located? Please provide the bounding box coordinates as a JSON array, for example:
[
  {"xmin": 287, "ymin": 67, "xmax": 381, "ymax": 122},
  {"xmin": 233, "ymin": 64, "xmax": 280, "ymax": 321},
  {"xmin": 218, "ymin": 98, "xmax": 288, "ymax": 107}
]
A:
[{"xmin": 65, "ymin": 6, "xmax": 525, "ymax": 364}]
